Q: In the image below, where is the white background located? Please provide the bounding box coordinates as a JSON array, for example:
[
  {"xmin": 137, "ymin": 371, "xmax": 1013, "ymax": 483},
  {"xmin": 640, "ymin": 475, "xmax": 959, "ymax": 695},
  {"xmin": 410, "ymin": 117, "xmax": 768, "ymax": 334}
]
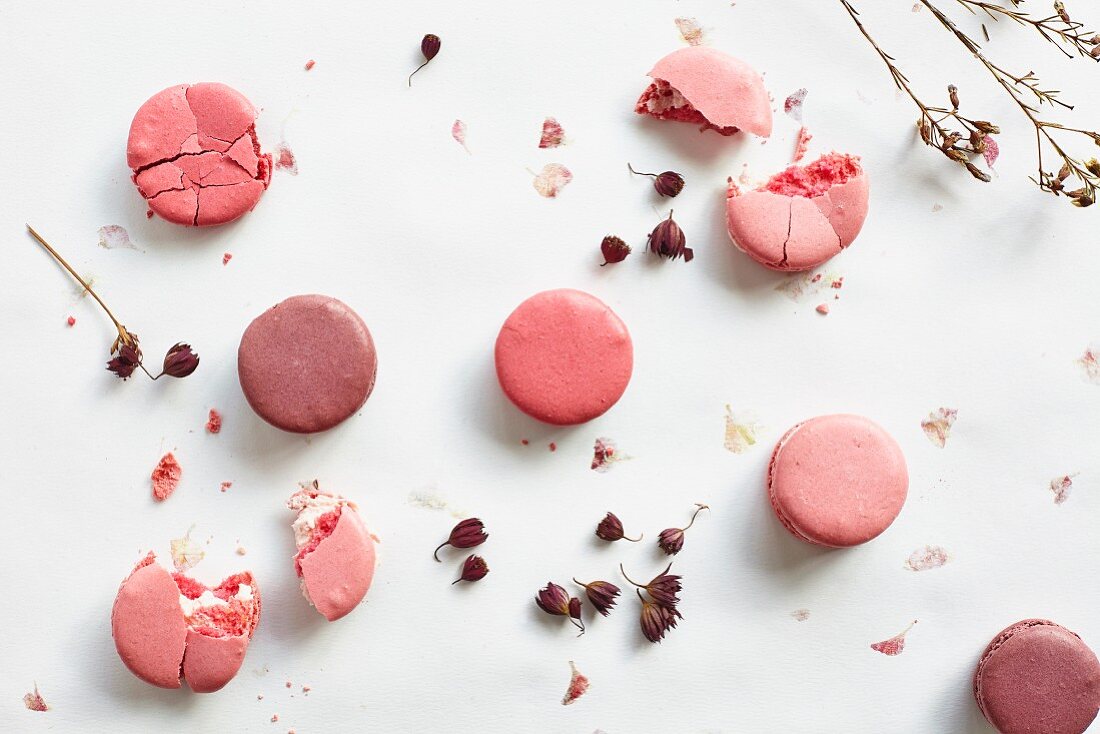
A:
[{"xmin": 3, "ymin": 1, "xmax": 1100, "ymax": 732}]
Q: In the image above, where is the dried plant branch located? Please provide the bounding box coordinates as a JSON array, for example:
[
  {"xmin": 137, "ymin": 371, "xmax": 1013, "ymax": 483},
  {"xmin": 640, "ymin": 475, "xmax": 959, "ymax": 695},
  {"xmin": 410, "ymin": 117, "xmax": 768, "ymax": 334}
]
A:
[{"xmin": 955, "ymin": 0, "xmax": 1100, "ymax": 59}]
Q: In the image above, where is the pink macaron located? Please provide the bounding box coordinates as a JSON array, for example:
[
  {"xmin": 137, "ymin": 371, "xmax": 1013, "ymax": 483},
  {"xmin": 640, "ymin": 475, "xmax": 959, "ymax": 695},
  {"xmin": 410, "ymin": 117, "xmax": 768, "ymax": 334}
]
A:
[
  {"xmin": 975, "ymin": 619, "xmax": 1100, "ymax": 733},
  {"xmin": 238, "ymin": 294, "xmax": 378, "ymax": 434},
  {"xmin": 111, "ymin": 552, "xmax": 260, "ymax": 693},
  {"xmin": 767, "ymin": 414, "xmax": 908, "ymax": 547},
  {"xmin": 288, "ymin": 483, "xmax": 377, "ymax": 622},
  {"xmin": 127, "ymin": 83, "xmax": 272, "ymax": 226},
  {"xmin": 727, "ymin": 152, "xmax": 869, "ymax": 271},
  {"xmin": 635, "ymin": 46, "xmax": 772, "ymax": 137},
  {"xmin": 495, "ymin": 289, "xmax": 633, "ymax": 425}
]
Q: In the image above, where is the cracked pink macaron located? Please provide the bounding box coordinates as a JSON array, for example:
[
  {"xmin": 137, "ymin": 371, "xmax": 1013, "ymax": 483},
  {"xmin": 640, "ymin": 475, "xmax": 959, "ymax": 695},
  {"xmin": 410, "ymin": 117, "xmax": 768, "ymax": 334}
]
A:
[
  {"xmin": 127, "ymin": 83, "xmax": 272, "ymax": 226},
  {"xmin": 767, "ymin": 414, "xmax": 907, "ymax": 547},
  {"xmin": 288, "ymin": 484, "xmax": 377, "ymax": 622},
  {"xmin": 111, "ymin": 552, "xmax": 260, "ymax": 693},
  {"xmin": 238, "ymin": 295, "xmax": 378, "ymax": 433},
  {"xmin": 635, "ymin": 46, "xmax": 772, "ymax": 137},
  {"xmin": 727, "ymin": 152, "xmax": 868, "ymax": 271},
  {"xmin": 975, "ymin": 619, "xmax": 1100, "ymax": 733},
  {"xmin": 495, "ymin": 289, "xmax": 632, "ymax": 425}
]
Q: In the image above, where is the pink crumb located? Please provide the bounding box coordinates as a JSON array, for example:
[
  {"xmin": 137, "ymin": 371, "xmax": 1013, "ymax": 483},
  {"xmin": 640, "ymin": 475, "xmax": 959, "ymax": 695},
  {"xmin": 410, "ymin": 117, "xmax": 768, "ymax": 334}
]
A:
[
  {"xmin": 549, "ymin": 442, "xmax": 557, "ymax": 452},
  {"xmin": 304, "ymin": 59, "xmax": 315, "ymax": 71},
  {"xmin": 151, "ymin": 452, "xmax": 182, "ymax": 501},
  {"xmin": 223, "ymin": 252, "xmax": 233, "ymax": 266},
  {"xmin": 206, "ymin": 409, "xmax": 222, "ymax": 434},
  {"xmin": 285, "ymin": 681, "xmax": 292, "ymax": 688},
  {"xmin": 220, "ymin": 482, "xmax": 233, "ymax": 493},
  {"xmin": 66, "ymin": 316, "xmax": 76, "ymax": 327},
  {"xmin": 302, "ymin": 685, "xmax": 311, "ymax": 694},
  {"xmin": 520, "ymin": 439, "xmax": 529, "ymax": 446},
  {"xmin": 816, "ymin": 303, "xmax": 830, "ymax": 315},
  {"xmin": 271, "ymin": 714, "xmax": 279, "ymax": 722},
  {"xmin": 792, "ymin": 126, "xmax": 812, "ymax": 163},
  {"xmin": 146, "ymin": 209, "xmax": 154, "ymax": 219},
  {"xmin": 763, "ymin": 152, "xmax": 861, "ymax": 198}
]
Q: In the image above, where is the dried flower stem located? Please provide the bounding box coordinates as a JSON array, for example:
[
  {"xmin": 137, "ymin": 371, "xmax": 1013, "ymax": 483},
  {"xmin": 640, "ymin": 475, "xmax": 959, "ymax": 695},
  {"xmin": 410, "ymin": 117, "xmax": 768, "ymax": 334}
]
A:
[{"xmin": 954, "ymin": 0, "xmax": 1099, "ymax": 59}]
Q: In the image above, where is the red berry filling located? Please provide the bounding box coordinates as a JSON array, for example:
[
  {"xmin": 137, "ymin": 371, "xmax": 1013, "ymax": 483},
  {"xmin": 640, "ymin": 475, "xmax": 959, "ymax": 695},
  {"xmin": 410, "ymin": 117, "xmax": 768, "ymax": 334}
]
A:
[{"xmin": 635, "ymin": 80, "xmax": 739, "ymax": 136}]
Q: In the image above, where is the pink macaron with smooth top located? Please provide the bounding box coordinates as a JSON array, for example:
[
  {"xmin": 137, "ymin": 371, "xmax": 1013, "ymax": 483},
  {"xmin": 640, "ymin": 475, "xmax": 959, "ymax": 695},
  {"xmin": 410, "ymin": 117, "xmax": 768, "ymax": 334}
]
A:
[
  {"xmin": 127, "ymin": 83, "xmax": 272, "ymax": 226},
  {"xmin": 288, "ymin": 483, "xmax": 377, "ymax": 622},
  {"xmin": 727, "ymin": 152, "xmax": 869, "ymax": 271},
  {"xmin": 767, "ymin": 414, "xmax": 908, "ymax": 547},
  {"xmin": 238, "ymin": 295, "xmax": 378, "ymax": 434},
  {"xmin": 111, "ymin": 552, "xmax": 260, "ymax": 693},
  {"xmin": 495, "ymin": 289, "xmax": 633, "ymax": 425},
  {"xmin": 635, "ymin": 46, "xmax": 772, "ymax": 137},
  {"xmin": 975, "ymin": 619, "xmax": 1100, "ymax": 733}
]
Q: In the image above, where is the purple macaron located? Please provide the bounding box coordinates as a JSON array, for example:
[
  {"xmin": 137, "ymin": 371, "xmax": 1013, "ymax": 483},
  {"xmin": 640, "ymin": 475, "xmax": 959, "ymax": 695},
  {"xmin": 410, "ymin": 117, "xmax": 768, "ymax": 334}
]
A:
[
  {"xmin": 238, "ymin": 294, "xmax": 378, "ymax": 433},
  {"xmin": 974, "ymin": 619, "xmax": 1100, "ymax": 733}
]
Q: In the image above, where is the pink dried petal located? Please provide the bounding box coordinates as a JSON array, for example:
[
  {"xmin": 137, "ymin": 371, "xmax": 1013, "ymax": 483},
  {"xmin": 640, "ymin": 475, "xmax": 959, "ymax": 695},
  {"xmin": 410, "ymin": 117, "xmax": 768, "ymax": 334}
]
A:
[
  {"xmin": 561, "ymin": 661, "xmax": 589, "ymax": 705},
  {"xmin": 451, "ymin": 119, "xmax": 469, "ymax": 153},
  {"xmin": 790, "ymin": 609, "xmax": 810, "ymax": 621},
  {"xmin": 220, "ymin": 481, "xmax": 233, "ymax": 493},
  {"xmin": 793, "ymin": 126, "xmax": 812, "ymax": 163},
  {"xmin": 723, "ymin": 405, "xmax": 759, "ymax": 453},
  {"xmin": 23, "ymin": 684, "xmax": 47, "ymax": 712},
  {"xmin": 1076, "ymin": 346, "xmax": 1100, "ymax": 383},
  {"xmin": 532, "ymin": 163, "xmax": 572, "ymax": 198},
  {"xmin": 538, "ymin": 117, "xmax": 565, "ymax": 148},
  {"xmin": 982, "ymin": 135, "xmax": 999, "ymax": 167},
  {"xmin": 784, "ymin": 89, "xmax": 808, "ymax": 122},
  {"xmin": 151, "ymin": 452, "xmax": 182, "ymax": 501},
  {"xmin": 222, "ymin": 252, "xmax": 233, "ymax": 266},
  {"xmin": 1051, "ymin": 474, "xmax": 1076, "ymax": 505},
  {"xmin": 97, "ymin": 224, "xmax": 140, "ymax": 251},
  {"xmin": 674, "ymin": 17, "xmax": 705, "ymax": 46},
  {"xmin": 591, "ymin": 437, "xmax": 626, "ymax": 472},
  {"xmin": 905, "ymin": 545, "xmax": 949, "ymax": 571},
  {"xmin": 921, "ymin": 408, "xmax": 957, "ymax": 448},
  {"xmin": 871, "ymin": 621, "xmax": 917, "ymax": 656},
  {"xmin": 274, "ymin": 144, "xmax": 298, "ymax": 175}
]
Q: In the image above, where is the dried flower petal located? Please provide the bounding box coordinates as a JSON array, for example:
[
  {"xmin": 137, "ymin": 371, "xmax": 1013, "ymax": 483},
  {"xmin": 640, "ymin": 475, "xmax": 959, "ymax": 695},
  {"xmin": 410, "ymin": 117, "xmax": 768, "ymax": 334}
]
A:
[
  {"xmin": 646, "ymin": 210, "xmax": 692, "ymax": 262},
  {"xmin": 590, "ymin": 437, "xmax": 624, "ymax": 471},
  {"xmin": 160, "ymin": 343, "xmax": 200, "ymax": 378},
  {"xmin": 23, "ymin": 684, "xmax": 47, "ymax": 712},
  {"xmin": 434, "ymin": 518, "xmax": 488, "ymax": 561},
  {"xmin": 1051, "ymin": 474, "xmax": 1076, "ymax": 505},
  {"xmin": 451, "ymin": 119, "xmax": 469, "ymax": 153},
  {"xmin": 573, "ymin": 579, "xmax": 621, "ymax": 616},
  {"xmin": 539, "ymin": 117, "xmax": 565, "ymax": 148},
  {"xmin": 97, "ymin": 224, "xmax": 140, "ymax": 251},
  {"xmin": 452, "ymin": 554, "xmax": 489, "ymax": 584},
  {"xmin": 170, "ymin": 525, "xmax": 205, "ymax": 572},
  {"xmin": 871, "ymin": 621, "xmax": 917, "ymax": 656},
  {"xmin": 595, "ymin": 512, "xmax": 641, "ymax": 542},
  {"xmin": 599, "ymin": 236, "xmax": 631, "ymax": 266},
  {"xmin": 532, "ymin": 163, "xmax": 573, "ymax": 198},
  {"xmin": 784, "ymin": 88, "xmax": 808, "ymax": 122},
  {"xmin": 561, "ymin": 661, "xmax": 589, "ymax": 706},
  {"xmin": 982, "ymin": 136, "xmax": 999, "ymax": 168},
  {"xmin": 905, "ymin": 545, "xmax": 949, "ymax": 571},
  {"xmin": 674, "ymin": 17, "xmax": 705, "ymax": 46},
  {"xmin": 921, "ymin": 408, "xmax": 958, "ymax": 448},
  {"xmin": 723, "ymin": 405, "xmax": 759, "ymax": 453}
]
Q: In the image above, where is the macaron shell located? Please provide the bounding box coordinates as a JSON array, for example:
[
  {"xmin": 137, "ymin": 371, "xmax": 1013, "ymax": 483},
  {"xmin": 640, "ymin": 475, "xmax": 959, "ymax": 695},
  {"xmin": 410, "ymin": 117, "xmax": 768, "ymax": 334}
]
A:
[
  {"xmin": 648, "ymin": 47, "xmax": 772, "ymax": 137},
  {"xmin": 812, "ymin": 173, "xmax": 870, "ymax": 248},
  {"xmin": 494, "ymin": 289, "xmax": 633, "ymax": 426},
  {"xmin": 726, "ymin": 190, "xmax": 790, "ymax": 268},
  {"xmin": 767, "ymin": 414, "xmax": 908, "ymax": 547},
  {"xmin": 975, "ymin": 620, "xmax": 1100, "ymax": 734},
  {"xmin": 300, "ymin": 508, "xmax": 377, "ymax": 622},
  {"xmin": 181, "ymin": 630, "xmax": 248, "ymax": 694},
  {"xmin": 784, "ymin": 196, "xmax": 842, "ymax": 271},
  {"xmin": 126, "ymin": 84, "xmax": 197, "ymax": 170},
  {"xmin": 237, "ymin": 294, "xmax": 378, "ymax": 434},
  {"xmin": 111, "ymin": 561, "xmax": 186, "ymax": 689}
]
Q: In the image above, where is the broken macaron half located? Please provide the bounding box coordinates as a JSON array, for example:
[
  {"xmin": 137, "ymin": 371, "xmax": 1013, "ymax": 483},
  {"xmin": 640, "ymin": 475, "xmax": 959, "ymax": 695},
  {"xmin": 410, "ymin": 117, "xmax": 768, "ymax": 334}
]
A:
[
  {"xmin": 289, "ymin": 483, "xmax": 377, "ymax": 621},
  {"xmin": 636, "ymin": 47, "xmax": 772, "ymax": 138},
  {"xmin": 111, "ymin": 552, "xmax": 260, "ymax": 693},
  {"xmin": 727, "ymin": 152, "xmax": 869, "ymax": 271}
]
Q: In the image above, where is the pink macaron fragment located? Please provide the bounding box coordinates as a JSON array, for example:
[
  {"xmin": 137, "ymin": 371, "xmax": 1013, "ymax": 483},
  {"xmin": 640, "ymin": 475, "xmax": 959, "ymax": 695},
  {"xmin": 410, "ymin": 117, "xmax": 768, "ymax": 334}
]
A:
[
  {"xmin": 288, "ymin": 484, "xmax": 377, "ymax": 622},
  {"xmin": 238, "ymin": 295, "xmax": 378, "ymax": 434},
  {"xmin": 127, "ymin": 83, "xmax": 272, "ymax": 226},
  {"xmin": 495, "ymin": 289, "xmax": 633, "ymax": 426},
  {"xmin": 975, "ymin": 619, "xmax": 1100, "ymax": 734},
  {"xmin": 636, "ymin": 47, "xmax": 772, "ymax": 137},
  {"xmin": 727, "ymin": 152, "xmax": 868, "ymax": 271},
  {"xmin": 111, "ymin": 552, "xmax": 260, "ymax": 693},
  {"xmin": 767, "ymin": 414, "xmax": 908, "ymax": 547}
]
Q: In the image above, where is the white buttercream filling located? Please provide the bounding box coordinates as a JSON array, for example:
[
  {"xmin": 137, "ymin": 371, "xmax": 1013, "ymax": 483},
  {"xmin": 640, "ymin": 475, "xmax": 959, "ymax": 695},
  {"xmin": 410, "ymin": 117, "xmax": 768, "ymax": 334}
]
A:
[
  {"xmin": 645, "ymin": 84, "xmax": 688, "ymax": 114},
  {"xmin": 288, "ymin": 492, "xmax": 345, "ymax": 548},
  {"xmin": 178, "ymin": 584, "xmax": 253, "ymax": 615}
]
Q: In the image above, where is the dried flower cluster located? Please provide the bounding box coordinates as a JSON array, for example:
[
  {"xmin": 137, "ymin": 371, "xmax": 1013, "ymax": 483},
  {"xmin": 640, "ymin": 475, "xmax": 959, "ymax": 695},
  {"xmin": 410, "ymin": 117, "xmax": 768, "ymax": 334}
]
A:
[
  {"xmin": 599, "ymin": 167, "xmax": 692, "ymax": 265},
  {"xmin": 433, "ymin": 518, "xmax": 490, "ymax": 585},
  {"xmin": 28, "ymin": 226, "xmax": 199, "ymax": 382},
  {"xmin": 841, "ymin": 0, "xmax": 1100, "ymax": 206},
  {"xmin": 622, "ymin": 564, "xmax": 684, "ymax": 643}
]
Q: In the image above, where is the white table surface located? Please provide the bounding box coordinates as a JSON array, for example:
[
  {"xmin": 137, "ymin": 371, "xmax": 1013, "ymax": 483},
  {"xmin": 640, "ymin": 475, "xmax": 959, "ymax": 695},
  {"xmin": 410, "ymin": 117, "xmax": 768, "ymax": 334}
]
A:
[{"xmin": 4, "ymin": 1, "xmax": 1100, "ymax": 731}]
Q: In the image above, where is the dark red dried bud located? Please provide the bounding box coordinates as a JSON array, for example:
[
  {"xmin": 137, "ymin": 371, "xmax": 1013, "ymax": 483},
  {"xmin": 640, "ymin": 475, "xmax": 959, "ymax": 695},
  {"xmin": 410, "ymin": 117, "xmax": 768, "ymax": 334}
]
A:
[
  {"xmin": 647, "ymin": 211, "xmax": 693, "ymax": 262},
  {"xmin": 657, "ymin": 503, "xmax": 709, "ymax": 556},
  {"xmin": 947, "ymin": 84, "xmax": 960, "ymax": 110},
  {"xmin": 409, "ymin": 34, "xmax": 441, "ymax": 86},
  {"xmin": 595, "ymin": 512, "xmax": 642, "ymax": 542},
  {"xmin": 536, "ymin": 582, "xmax": 585, "ymax": 633},
  {"xmin": 1055, "ymin": 1, "xmax": 1070, "ymax": 24},
  {"xmin": 159, "ymin": 343, "xmax": 200, "ymax": 378},
  {"xmin": 621, "ymin": 562, "xmax": 682, "ymax": 608},
  {"xmin": 452, "ymin": 554, "xmax": 489, "ymax": 584},
  {"xmin": 574, "ymin": 578, "xmax": 621, "ymax": 616},
  {"xmin": 600, "ymin": 235, "xmax": 631, "ymax": 266},
  {"xmin": 628, "ymin": 163, "xmax": 685, "ymax": 197},
  {"xmin": 106, "ymin": 343, "xmax": 142, "ymax": 380},
  {"xmin": 638, "ymin": 590, "xmax": 682, "ymax": 643},
  {"xmin": 433, "ymin": 517, "xmax": 488, "ymax": 561},
  {"xmin": 568, "ymin": 597, "xmax": 586, "ymax": 635}
]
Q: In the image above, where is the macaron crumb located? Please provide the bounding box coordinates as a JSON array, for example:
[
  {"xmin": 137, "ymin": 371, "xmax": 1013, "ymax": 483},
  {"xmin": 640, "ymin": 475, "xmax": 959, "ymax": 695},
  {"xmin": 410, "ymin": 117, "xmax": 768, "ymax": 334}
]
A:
[
  {"xmin": 151, "ymin": 452, "xmax": 182, "ymax": 501},
  {"xmin": 66, "ymin": 316, "xmax": 76, "ymax": 327},
  {"xmin": 816, "ymin": 303, "xmax": 830, "ymax": 315},
  {"xmin": 221, "ymin": 482, "xmax": 233, "ymax": 493},
  {"xmin": 305, "ymin": 59, "xmax": 315, "ymax": 70},
  {"xmin": 271, "ymin": 714, "xmax": 279, "ymax": 723},
  {"xmin": 223, "ymin": 252, "xmax": 233, "ymax": 266},
  {"xmin": 549, "ymin": 442, "xmax": 557, "ymax": 452},
  {"xmin": 237, "ymin": 546, "xmax": 247, "ymax": 556},
  {"xmin": 206, "ymin": 409, "xmax": 222, "ymax": 434}
]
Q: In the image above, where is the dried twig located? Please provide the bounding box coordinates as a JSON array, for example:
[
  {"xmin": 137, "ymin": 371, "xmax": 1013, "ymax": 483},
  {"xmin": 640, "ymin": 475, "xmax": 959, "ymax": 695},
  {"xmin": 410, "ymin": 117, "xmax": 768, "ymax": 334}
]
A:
[{"xmin": 955, "ymin": 0, "xmax": 1100, "ymax": 59}]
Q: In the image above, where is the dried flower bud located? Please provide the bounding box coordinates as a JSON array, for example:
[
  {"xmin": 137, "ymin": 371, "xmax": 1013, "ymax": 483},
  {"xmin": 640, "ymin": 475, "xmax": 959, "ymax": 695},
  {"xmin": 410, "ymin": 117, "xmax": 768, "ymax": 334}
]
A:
[
  {"xmin": 1089, "ymin": 34, "xmax": 1100, "ymax": 45},
  {"xmin": 944, "ymin": 148, "xmax": 970, "ymax": 163},
  {"xmin": 1087, "ymin": 159, "xmax": 1100, "ymax": 177},
  {"xmin": 433, "ymin": 518, "xmax": 488, "ymax": 561},
  {"xmin": 1059, "ymin": 163, "xmax": 1073, "ymax": 182},
  {"xmin": 600, "ymin": 235, "xmax": 631, "ymax": 266},
  {"xmin": 573, "ymin": 578, "xmax": 621, "ymax": 616},
  {"xmin": 656, "ymin": 503, "xmax": 709, "ymax": 556},
  {"xmin": 918, "ymin": 120, "xmax": 932, "ymax": 145},
  {"xmin": 1055, "ymin": 1, "xmax": 1070, "ymax": 24},
  {"xmin": 628, "ymin": 163, "xmax": 685, "ymax": 197},
  {"xmin": 1072, "ymin": 193, "xmax": 1095, "ymax": 208},
  {"xmin": 595, "ymin": 512, "xmax": 642, "ymax": 542},
  {"xmin": 638, "ymin": 590, "xmax": 682, "ymax": 643},
  {"xmin": 160, "ymin": 343, "xmax": 200, "ymax": 378},
  {"xmin": 107, "ymin": 343, "xmax": 142, "ymax": 380},
  {"xmin": 409, "ymin": 34, "xmax": 441, "ymax": 86},
  {"xmin": 536, "ymin": 582, "xmax": 585, "ymax": 633},
  {"xmin": 948, "ymin": 84, "xmax": 960, "ymax": 110},
  {"xmin": 1091, "ymin": 45, "xmax": 1100, "ymax": 59},
  {"xmin": 452, "ymin": 554, "xmax": 489, "ymax": 584},
  {"xmin": 972, "ymin": 121, "xmax": 1000, "ymax": 135},
  {"xmin": 964, "ymin": 162, "xmax": 992, "ymax": 183},
  {"xmin": 969, "ymin": 130, "xmax": 984, "ymax": 153},
  {"xmin": 646, "ymin": 210, "xmax": 693, "ymax": 262},
  {"xmin": 568, "ymin": 596, "xmax": 582, "ymax": 621},
  {"xmin": 941, "ymin": 132, "xmax": 962, "ymax": 151},
  {"xmin": 620, "ymin": 562, "xmax": 682, "ymax": 608}
]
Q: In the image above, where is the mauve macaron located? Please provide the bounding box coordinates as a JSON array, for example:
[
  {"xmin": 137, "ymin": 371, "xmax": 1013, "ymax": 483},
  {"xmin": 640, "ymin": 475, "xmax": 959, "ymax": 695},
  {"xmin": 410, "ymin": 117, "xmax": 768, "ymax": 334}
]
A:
[
  {"xmin": 767, "ymin": 414, "xmax": 908, "ymax": 547},
  {"xmin": 975, "ymin": 619, "xmax": 1100, "ymax": 734},
  {"xmin": 495, "ymin": 289, "xmax": 632, "ymax": 425},
  {"xmin": 727, "ymin": 152, "xmax": 868, "ymax": 271},
  {"xmin": 238, "ymin": 295, "xmax": 378, "ymax": 433},
  {"xmin": 127, "ymin": 83, "xmax": 272, "ymax": 226},
  {"xmin": 635, "ymin": 46, "xmax": 772, "ymax": 137}
]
